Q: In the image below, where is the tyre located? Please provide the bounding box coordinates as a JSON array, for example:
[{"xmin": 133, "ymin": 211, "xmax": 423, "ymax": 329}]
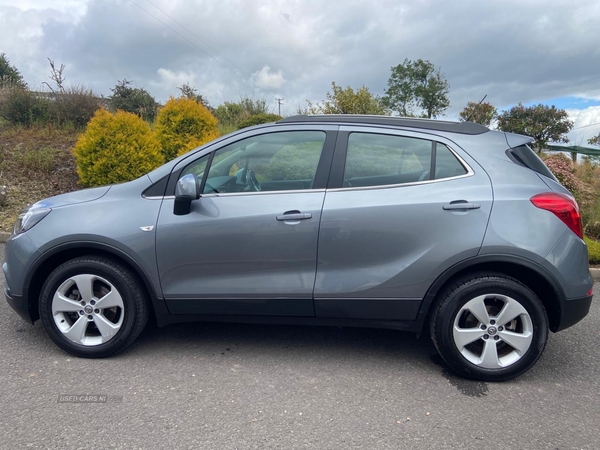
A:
[
  {"xmin": 430, "ymin": 273, "xmax": 549, "ymax": 381},
  {"xmin": 39, "ymin": 256, "xmax": 149, "ymax": 358}
]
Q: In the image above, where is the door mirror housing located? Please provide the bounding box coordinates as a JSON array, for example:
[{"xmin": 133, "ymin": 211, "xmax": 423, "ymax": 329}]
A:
[{"xmin": 174, "ymin": 174, "xmax": 200, "ymax": 215}]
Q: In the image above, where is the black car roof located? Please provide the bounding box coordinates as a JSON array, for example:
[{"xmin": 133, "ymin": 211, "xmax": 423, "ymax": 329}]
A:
[{"xmin": 278, "ymin": 115, "xmax": 489, "ymax": 135}]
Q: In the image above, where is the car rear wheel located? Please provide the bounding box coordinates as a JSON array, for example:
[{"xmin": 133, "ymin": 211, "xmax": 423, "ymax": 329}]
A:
[
  {"xmin": 430, "ymin": 273, "xmax": 548, "ymax": 381},
  {"xmin": 39, "ymin": 256, "xmax": 148, "ymax": 358}
]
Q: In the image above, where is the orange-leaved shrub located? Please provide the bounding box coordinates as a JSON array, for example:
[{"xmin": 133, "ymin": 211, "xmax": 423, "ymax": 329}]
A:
[
  {"xmin": 73, "ymin": 109, "xmax": 164, "ymax": 186},
  {"xmin": 154, "ymin": 96, "xmax": 219, "ymax": 161}
]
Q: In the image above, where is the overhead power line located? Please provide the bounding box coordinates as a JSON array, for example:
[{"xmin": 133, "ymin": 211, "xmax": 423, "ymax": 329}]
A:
[
  {"xmin": 572, "ymin": 121, "xmax": 600, "ymax": 131},
  {"xmin": 142, "ymin": 0, "xmax": 252, "ymax": 80},
  {"xmin": 128, "ymin": 0, "xmax": 248, "ymax": 83}
]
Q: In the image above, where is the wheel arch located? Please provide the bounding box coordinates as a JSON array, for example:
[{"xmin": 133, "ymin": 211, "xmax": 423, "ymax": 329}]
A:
[
  {"xmin": 24, "ymin": 242, "xmax": 167, "ymax": 323},
  {"xmin": 418, "ymin": 255, "xmax": 564, "ymax": 333}
]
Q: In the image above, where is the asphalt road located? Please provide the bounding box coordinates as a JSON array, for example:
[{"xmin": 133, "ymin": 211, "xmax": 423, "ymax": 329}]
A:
[{"xmin": 0, "ymin": 243, "xmax": 598, "ymax": 450}]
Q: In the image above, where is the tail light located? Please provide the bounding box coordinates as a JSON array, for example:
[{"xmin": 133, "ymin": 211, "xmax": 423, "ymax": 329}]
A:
[{"xmin": 531, "ymin": 193, "xmax": 583, "ymax": 239}]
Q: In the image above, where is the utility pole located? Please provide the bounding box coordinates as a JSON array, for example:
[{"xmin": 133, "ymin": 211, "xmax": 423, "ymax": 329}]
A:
[{"xmin": 276, "ymin": 97, "xmax": 284, "ymax": 116}]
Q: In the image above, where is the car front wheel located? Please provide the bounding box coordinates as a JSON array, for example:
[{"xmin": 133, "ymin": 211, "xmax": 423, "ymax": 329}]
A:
[
  {"xmin": 430, "ymin": 273, "xmax": 549, "ymax": 381},
  {"xmin": 39, "ymin": 256, "xmax": 148, "ymax": 358}
]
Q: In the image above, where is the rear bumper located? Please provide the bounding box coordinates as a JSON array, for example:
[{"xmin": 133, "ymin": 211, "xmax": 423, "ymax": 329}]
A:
[
  {"xmin": 4, "ymin": 286, "xmax": 34, "ymax": 324},
  {"xmin": 555, "ymin": 293, "xmax": 593, "ymax": 332}
]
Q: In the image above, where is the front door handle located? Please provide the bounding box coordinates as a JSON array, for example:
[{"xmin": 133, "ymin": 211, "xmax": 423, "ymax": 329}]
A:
[
  {"xmin": 443, "ymin": 201, "xmax": 481, "ymax": 211},
  {"xmin": 276, "ymin": 212, "xmax": 312, "ymax": 221}
]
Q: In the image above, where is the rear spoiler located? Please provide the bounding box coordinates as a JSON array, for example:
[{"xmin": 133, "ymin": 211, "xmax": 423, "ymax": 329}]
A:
[{"xmin": 504, "ymin": 132, "xmax": 535, "ymax": 149}]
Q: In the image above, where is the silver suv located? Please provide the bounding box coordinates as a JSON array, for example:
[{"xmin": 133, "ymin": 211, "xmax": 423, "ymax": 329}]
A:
[{"xmin": 3, "ymin": 115, "xmax": 593, "ymax": 381}]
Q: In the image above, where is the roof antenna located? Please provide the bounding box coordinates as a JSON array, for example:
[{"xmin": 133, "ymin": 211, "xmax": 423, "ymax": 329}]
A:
[{"xmin": 465, "ymin": 94, "xmax": 487, "ymax": 122}]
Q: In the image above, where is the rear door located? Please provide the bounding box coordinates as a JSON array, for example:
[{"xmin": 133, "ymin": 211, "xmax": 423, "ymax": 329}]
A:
[{"xmin": 314, "ymin": 126, "xmax": 493, "ymax": 321}]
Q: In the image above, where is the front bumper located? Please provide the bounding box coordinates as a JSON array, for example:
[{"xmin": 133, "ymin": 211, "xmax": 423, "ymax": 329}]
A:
[
  {"xmin": 4, "ymin": 286, "xmax": 34, "ymax": 324},
  {"xmin": 3, "ymin": 233, "xmax": 41, "ymax": 325}
]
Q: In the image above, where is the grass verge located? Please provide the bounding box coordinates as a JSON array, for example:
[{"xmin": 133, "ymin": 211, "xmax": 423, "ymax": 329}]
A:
[{"xmin": 585, "ymin": 236, "xmax": 600, "ymax": 266}]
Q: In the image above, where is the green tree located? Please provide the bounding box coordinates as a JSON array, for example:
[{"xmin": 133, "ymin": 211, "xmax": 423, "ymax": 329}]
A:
[
  {"xmin": 109, "ymin": 79, "xmax": 158, "ymax": 122},
  {"xmin": 177, "ymin": 83, "xmax": 212, "ymax": 111},
  {"xmin": 310, "ymin": 82, "xmax": 388, "ymax": 115},
  {"xmin": 0, "ymin": 53, "xmax": 26, "ymax": 88},
  {"xmin": 383, "ymin": 59, "xmax": 450, "ymax": 118},
  {"xmin": 459, "ymin": 101, "xmax": 498, "ymax": 127},
  {"xmin": 238, "ymin": 96, "xmax": 268, "ymax": 116},
  {"xmin": 497, "ymin": 103, "xmax": 573, "ymax": 151},
  {"xmin": 588, "ymin": 134, "xmax": 600, "ymax": 146}
]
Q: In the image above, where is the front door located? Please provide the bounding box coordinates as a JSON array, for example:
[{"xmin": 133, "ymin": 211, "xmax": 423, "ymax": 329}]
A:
[{"xmin": 156, "ymin": 129, "xmax": 336, "ymax": 317}]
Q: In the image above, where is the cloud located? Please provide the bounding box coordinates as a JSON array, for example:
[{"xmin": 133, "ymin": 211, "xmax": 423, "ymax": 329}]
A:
[
  {"xmin": 1, "ymin": 0, "xmax": 600, "ymax": 117},
  {"xmin": 251, "ymin": 65, "xmax": 285, "ymax": 90},
  {"xmin": 150, "ymin": 68, "xmax": 198, "ymax": 94},
  {"xmin": 567, "ymin": 106, "xmax": 600, "ymax": 145},
  {"xmin": 149, "ymin": 68, "xmax": 227, "ymax": 105}
]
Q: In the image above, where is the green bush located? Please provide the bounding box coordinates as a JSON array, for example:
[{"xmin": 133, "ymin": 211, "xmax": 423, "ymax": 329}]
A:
[
  {"xmin": 218, "ymin": 122, "xmax": 238, "ymax": 137},
  {"xmin": 214, "ymin": 96, "xmax": 270, "ymax": 129},
  {"xmin": 109, "ymin": 79, "xmax": 158, "ymax": 122},
  {"xmin": 0, "ymin": 86, "xmax": 50, "ymax": 125},
  {"xmin": 214, "ymin": 102, "xmax": 246, "ymax": 127},
  {"xmin": 73, "ymin": 109, "xmax": 164, "ymax": 186},
  {"xmin": 50, "ymin": 85, "xmax": 102, "ymax": 128},
  {"xmin": 581, "ymin": 194, "xmax": 600, "ymax": 240},
  {"xmin": 585, "ymin": 237, "xmax": 600, "ymax": 265},
  {"xmin": 154, "ymin": 96, "xmax": 219, "ymax": 161},
  {"xmin": 237, "ymin": 113, "xmax": 282, "ymax": 130}
]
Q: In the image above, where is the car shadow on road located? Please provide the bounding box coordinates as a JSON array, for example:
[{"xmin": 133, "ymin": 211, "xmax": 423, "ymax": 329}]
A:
[
  {"xmin": 135, "ymin": 319, "xmax": 434, "ymax": 360},
  {"xmin": 145, "ymin": 320, "xmax": 444, "ymax": 364},
  {"xmin": 131, "ymin": 320, "xmax": 497, "ymax": 396},
  {"xmin": 5, "ymin": 310, "xmax": 578, "ymax": 395},
  {"xmin": 131, "ymin": 319, "xmax": 444, "ymax": 369}
]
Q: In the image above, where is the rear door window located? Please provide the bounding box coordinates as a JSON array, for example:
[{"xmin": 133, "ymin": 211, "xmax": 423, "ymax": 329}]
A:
[
  {"xmin": 435, "ymin": 144, "xmax": 468, "ymax": 179},
  {"xmin": 342, "ymin": 133, "xmax": 467, "ymax": 188}
]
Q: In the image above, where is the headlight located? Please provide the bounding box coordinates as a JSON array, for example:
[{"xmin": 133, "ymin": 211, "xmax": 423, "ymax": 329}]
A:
[{"xmin": 13, "ymin": 207, "xmax": 51, "ymax": 235}]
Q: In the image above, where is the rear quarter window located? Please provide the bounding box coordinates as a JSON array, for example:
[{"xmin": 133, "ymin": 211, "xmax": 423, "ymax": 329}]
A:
[{"xmin": 507, "ymin": 145, "xmax": 558, "ymax": 182}]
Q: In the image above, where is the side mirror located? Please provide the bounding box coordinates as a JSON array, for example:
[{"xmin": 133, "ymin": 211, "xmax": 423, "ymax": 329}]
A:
[{"xmin": 174, "ymin": 174, "xmax": 200, "ymax": 216}]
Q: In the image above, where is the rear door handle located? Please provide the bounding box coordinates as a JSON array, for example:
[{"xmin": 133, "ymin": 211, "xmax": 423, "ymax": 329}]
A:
[
  {"xmin": 276, "ymin": 212, "xmax": 312, "ymax": 221},
  {"xmin": 443, "ymin": 202, "xmax": 481, "ymax": 211}
]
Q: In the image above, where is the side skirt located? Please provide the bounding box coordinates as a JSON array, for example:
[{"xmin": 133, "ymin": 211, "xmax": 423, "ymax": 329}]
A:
[{"xmin": 154, "ymin": 312, "xmax": 421, "ymax": 333}]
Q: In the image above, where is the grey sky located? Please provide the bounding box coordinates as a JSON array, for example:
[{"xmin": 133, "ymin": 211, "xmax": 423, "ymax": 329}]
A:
[{"xmin": 1, "ymin": 0, "xmax": 600, "ymax": 141}]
